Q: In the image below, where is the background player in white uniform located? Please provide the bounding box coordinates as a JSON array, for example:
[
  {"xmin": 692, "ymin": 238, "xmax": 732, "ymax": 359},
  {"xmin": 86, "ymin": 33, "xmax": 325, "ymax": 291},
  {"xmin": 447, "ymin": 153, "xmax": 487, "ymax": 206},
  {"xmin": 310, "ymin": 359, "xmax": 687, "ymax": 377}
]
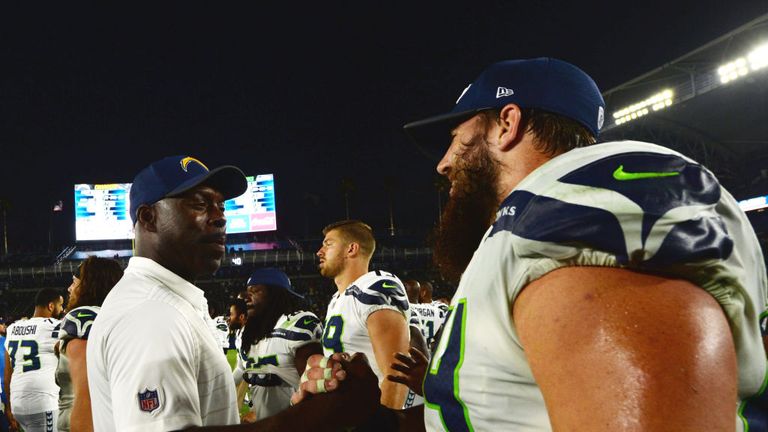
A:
[
  {"xmin": 234, "ymin": 268, "xmax": 323, "ymax": 421},
  {"xmin": 228, "ymin": 298, "xmax": 249, "ymax": 352},
  {"xmin": 316, "ymin": 220, "xmax": 411, "ymax": 409},
  {"xmin": 56, "ymin": 256, "xmax": 122, "ymax": 432},
  {"xmin": 4, "ymin": 288, "xmax": 64, "ymax": 432},
  {"xmin": 208, "ymin": 303, "xmax": 231, "ymax": 354},
  {"xmin": 404, "ymin": 279, "xmax": 447, "ymax": 352},
  {"xmin": 399, "ymin": 57, "xmax": 768, "ymax": 431}
]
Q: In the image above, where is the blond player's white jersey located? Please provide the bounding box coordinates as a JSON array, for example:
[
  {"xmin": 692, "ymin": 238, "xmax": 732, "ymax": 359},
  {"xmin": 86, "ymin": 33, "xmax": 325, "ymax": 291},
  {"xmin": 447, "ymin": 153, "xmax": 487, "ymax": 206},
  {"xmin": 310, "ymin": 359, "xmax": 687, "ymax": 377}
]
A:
[
  {"xmin": 423, "ymin": 141, "xmax": 768, "ymax": 431},
  {"xmin": 322, "ymin": 271, "xmax": 409, "ymax": 383},
  {"xmin": 235, "ymin": 311, "xmax": 322, "ymax": 419},
  {"xmin": 4, "ymin": 317, "xmax": 61, "ymax": 414}
]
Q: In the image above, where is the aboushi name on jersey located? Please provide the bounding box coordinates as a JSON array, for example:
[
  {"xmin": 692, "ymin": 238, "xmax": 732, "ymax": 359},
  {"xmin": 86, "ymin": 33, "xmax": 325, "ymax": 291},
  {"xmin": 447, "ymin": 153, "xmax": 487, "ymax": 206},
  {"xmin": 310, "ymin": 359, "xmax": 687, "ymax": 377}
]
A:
[{"xmin": 5, "ymin": 317, "xmax": 61, "ymax": 416}]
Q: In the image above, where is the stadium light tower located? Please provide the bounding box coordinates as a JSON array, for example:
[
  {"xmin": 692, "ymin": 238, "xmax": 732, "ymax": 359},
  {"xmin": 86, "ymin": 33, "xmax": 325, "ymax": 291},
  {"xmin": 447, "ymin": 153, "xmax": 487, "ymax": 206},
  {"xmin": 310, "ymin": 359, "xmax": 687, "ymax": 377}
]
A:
[{"xmin": 612, "ymin": 89, "xmax": 674, "ymax": 126}]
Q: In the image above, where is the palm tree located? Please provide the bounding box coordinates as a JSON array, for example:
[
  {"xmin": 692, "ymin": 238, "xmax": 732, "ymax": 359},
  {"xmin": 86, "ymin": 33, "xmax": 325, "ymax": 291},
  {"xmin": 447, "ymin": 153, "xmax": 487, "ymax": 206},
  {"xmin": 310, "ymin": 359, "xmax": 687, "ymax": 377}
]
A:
[
  {"xmin": 0, "ymin": 199, "xmax": 10, "ymax": 255},
  {"xmin": 340, "ymin": 178, "xmax": 356, "ymax": 220},
  {"xmin": 383, "ymin": 176, "xmax": 397, "ymax": 237}
]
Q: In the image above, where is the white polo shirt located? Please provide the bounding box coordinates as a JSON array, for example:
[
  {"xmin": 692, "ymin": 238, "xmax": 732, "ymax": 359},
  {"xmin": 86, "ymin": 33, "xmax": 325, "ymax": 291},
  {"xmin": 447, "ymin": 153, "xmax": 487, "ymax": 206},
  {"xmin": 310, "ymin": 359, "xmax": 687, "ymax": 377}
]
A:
[{"xmin": 87, "ymin": 257, "xmax": 238, "ymax": 432}]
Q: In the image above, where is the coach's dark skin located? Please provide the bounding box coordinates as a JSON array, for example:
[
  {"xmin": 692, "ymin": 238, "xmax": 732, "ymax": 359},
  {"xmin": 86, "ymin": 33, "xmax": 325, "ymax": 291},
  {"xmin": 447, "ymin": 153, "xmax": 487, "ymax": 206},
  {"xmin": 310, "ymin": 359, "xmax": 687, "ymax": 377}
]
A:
[
  {"xmin": 135, "ymin": 184, "xmax": 227, "ymax": 281},
  {"xmin": 134, "ymin": 183, "xmax": 382, "ymax": 431}
]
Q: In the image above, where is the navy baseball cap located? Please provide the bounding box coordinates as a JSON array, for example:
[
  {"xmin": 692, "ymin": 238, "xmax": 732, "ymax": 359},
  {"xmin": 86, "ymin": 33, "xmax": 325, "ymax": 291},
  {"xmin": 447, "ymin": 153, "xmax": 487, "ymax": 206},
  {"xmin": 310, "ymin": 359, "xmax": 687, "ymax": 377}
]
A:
[
  {"xmin": 129, "ymin": 156, "xmax": 248, "ymax": 224},
  {"xmin": 404, "ymin": 57, "xmax": 605, "ymax": 159},
  {"xmin": 247, "ymin": 268, "xmax": 304, "ymax": 299}
]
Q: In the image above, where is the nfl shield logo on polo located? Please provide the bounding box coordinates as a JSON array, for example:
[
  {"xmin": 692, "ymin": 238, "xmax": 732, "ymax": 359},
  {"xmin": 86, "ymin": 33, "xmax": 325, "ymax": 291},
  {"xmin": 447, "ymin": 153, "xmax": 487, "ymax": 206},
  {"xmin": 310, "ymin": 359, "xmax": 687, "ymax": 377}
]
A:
[{"xmin": 138, "ymin": 388, "xmax": 160, "ymax": 413}]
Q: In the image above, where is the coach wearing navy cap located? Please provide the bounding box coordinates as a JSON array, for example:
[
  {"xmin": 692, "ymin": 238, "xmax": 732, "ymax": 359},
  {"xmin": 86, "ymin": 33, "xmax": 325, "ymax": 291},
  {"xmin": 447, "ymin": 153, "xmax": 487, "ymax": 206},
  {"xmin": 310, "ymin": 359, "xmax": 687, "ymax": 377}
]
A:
[
  {"xmin": 86, "ymin": 155, "xmax": 380, "ymax": 431},
  {"xmin": 87, "ymin": 155, "xmax": 248, "ymax": 430}
]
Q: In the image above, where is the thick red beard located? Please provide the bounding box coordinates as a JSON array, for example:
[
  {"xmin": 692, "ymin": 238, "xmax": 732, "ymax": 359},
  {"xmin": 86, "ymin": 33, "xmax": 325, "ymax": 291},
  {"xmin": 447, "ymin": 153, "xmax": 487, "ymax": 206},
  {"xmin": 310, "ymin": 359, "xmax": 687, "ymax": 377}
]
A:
[{"xmin": 433, "ymin": 136, "xmax": 501, "ymax": 283}]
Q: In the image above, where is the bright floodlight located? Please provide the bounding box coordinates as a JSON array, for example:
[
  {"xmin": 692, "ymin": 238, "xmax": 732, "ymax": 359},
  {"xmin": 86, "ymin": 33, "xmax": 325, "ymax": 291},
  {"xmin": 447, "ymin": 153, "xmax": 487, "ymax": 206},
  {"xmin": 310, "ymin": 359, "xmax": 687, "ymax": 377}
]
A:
[
  {"xmin": 718, "ymin": 42, "xmax": 768, "ymax": 83},
  {"xmin": 612, "ymin": 89, "xmax": 674, "ymax": 126},
  {"xmin": 748, "ymin": 43, "xmax": 768, "ymax": 71},
  {"xmin": 719, "ymin": 58, "xmax": 749, "ymax": 83}
]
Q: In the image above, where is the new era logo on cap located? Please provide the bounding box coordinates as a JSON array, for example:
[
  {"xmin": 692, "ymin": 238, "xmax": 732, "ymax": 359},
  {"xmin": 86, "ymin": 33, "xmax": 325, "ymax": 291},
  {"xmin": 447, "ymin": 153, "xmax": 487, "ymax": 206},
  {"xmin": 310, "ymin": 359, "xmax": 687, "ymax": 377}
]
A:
[
  {"xmin": 496, "ymin": 86, "xmax": 514, "ymax": 98},
  {"xmin": 404, "ymin": 57, "xmax": 606, "ymax": 156}
]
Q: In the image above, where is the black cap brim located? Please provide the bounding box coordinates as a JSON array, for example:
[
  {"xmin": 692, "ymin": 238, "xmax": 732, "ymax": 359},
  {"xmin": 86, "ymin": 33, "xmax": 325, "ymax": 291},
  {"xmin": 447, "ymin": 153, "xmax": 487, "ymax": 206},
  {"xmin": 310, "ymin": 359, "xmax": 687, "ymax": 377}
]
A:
[
  {"xmin": 167, "ymin": 165, "xmax": 248, "ymax": 201},
  {"xmin": 403, "ymin": 108, "xmax": 492, "ymax": 161}
]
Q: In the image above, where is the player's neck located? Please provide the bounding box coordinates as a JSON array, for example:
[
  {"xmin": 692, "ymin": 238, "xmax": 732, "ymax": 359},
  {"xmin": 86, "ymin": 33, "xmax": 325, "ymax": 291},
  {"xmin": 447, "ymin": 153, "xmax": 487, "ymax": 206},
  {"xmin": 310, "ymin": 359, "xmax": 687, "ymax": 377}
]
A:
[
  {"xmin": 334, "ymin": 263, "xmax": 368, "ymax": 294},
  {"xmin": 496, "ymin": 136, "xmax": 555, "ymax": 201},
  {"xmin": 32, "ymin": 307, "xmax": 52, "ymax": 318}
]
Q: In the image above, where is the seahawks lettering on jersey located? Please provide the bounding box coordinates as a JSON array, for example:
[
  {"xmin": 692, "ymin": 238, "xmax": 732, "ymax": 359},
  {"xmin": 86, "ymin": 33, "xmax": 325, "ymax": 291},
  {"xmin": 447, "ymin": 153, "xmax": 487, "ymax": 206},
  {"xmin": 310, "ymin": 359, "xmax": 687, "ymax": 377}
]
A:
[
  {"xmin": 5, "ymin": 317, "xmax": 62, "ymax": 415},
  {"xmin": 322, "ymin": 271, "xmax": 409, "ymax": 383},
  {"xmin": 423, "ymin": 141, "xmax": 768, "ymax": 431}
]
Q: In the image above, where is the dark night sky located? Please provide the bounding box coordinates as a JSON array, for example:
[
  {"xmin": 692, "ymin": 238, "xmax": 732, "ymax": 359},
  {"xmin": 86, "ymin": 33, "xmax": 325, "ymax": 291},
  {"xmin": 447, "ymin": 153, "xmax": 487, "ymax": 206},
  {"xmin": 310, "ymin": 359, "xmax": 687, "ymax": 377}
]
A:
[{"xmin": 1, "ymin": 1, "xmax": 767, "ymax": 249}]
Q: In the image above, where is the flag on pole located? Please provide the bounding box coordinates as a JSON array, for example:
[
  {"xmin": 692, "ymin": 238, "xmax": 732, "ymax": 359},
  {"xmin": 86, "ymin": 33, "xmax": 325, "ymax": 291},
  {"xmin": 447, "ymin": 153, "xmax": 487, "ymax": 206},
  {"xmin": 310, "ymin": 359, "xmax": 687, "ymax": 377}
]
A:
[{"xmin": 53, "ymin": 200, "xmax": 63, "ymax": 212}]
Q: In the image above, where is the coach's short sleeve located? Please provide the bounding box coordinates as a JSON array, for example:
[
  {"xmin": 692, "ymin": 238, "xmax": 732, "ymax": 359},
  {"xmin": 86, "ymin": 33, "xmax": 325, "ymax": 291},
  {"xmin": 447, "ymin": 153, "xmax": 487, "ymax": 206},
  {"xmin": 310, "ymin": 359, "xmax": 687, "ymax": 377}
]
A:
[{"xmin": 104, "ymin": 301, "xmax": 202, "ymax": 432}]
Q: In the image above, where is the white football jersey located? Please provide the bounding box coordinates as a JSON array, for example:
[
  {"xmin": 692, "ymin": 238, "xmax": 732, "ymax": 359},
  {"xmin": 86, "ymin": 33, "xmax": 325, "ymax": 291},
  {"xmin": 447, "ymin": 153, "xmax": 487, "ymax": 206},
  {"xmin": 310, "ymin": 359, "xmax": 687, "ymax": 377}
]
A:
[
  {"xmin": 235, "ymin": 311, "xmax": 322, "ymax": 419},
  {"xmin": 423, "ymin": 141, "xmax": 768, "ymax": 431},
  {"xmin": 211, "ymin": 315, "xmax": 230, "ymax": 350},
  {"xmin": 5, "ymin": 317, "xmax": 61, "ymax": 414},
  {"xmin": 411, "ymin": 302, "xmax": 448, "ymax": 350},
  {"xmin": 322, "ymin": 271, "xmax": 409, "ymax": 383}
]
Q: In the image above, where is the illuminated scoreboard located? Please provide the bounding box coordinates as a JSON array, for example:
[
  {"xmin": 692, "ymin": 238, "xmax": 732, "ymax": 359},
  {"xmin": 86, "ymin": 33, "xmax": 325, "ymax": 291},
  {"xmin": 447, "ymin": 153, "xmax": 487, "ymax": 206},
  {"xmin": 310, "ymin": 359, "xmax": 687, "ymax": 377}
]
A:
[
  {"xmin": 225, "ymin": 175, "xmax": 278, "ymax": 233},
  {"xmin": 75, "ymin": 183, "xmax": 134, "ymax": 241},
  {"xmin": 74, "ymin": 174, "xmax": 278, "ymax": 241},
  {"xmin": 738, "ymin": 194, "xmax": 768, "ymax": 212}
]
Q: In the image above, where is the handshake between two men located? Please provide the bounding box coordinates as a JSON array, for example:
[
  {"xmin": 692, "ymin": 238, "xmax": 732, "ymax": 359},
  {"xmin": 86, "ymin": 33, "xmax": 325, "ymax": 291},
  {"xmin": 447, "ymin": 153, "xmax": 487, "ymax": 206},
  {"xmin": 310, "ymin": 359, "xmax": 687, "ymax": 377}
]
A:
[{"xmin": 289, "ymin": 348, "xmax": 430, "ymax": 432}]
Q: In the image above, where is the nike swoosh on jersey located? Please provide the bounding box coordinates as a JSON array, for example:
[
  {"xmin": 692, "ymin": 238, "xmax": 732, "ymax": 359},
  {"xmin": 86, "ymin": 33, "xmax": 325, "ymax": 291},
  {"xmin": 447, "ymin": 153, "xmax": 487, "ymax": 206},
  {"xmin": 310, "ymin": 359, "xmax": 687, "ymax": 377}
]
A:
[
  {"xmin": 77, "ymin": 312, "xmax": 94, "ymax": 318},
  {"xmin": 613, "ymin": 165, "xmax": 680, "ymax": 180},
  {"xmin": 302, "ymin": 318, "xmax": 315, "ymax": 325},
  {"xmin": 382, "ymin": 282, "xmax": 399, "ymax": 289}
]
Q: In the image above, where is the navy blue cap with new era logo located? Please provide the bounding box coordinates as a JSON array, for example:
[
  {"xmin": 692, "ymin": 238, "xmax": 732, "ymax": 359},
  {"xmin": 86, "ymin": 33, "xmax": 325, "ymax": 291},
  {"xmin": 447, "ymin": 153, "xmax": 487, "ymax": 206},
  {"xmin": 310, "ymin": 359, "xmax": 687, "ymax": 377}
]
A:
[
  {"xmin": 404, "ymin": 57, "xmax": 605, "ymax": 158},
  {"xmin": 247, "ymin": 268, "xmax": 304, "ymax": 299},
  {"xmin": 129, "ymin": 156, "xmax": 248, "ymax": 225}
]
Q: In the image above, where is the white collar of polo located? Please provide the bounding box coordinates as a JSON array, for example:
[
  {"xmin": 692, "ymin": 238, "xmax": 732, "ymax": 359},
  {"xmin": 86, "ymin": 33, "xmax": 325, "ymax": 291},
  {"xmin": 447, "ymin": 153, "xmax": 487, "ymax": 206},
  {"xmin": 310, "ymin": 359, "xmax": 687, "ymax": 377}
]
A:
[{"xmin": 126, "ymin": 257, "xmax": 208, "ymax": 313}]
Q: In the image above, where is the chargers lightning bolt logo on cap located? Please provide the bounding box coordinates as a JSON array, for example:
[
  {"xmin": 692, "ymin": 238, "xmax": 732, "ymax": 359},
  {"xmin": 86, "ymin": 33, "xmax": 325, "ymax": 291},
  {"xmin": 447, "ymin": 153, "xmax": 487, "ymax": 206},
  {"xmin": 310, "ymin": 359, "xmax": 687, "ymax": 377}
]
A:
[{"xmin": 180, "ymin": 157, "xmax": 209, "ymax": 172}]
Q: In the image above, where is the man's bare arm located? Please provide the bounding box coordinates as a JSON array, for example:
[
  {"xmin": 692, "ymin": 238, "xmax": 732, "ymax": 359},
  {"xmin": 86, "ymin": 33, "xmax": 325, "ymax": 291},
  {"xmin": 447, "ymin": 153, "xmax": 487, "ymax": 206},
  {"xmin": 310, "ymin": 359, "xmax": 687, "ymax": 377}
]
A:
[
  {"xmin": 514, "ymin": 266, "xmax": 737, "ymax": 431},
  {"xmin": 367, "ymin": 309, "xmax": 411, "ymax": 409},
  {"xmin": 67, "ymin": 340, "xmax": 94, "ymax": 432},
  {"xmin": 408, "ymin": 325, "xmax": 428, "ymax": 360},
  {"xmin": 294, "ymin": 342, "xmax": 323, "ymax": 375},
  {"xmin": 3, "ymin": 350, "xmax": 10, "ymax": 410},
  {"xmin": 4, "ymin": 349, "xmax": 17, "ymax": 431}
]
